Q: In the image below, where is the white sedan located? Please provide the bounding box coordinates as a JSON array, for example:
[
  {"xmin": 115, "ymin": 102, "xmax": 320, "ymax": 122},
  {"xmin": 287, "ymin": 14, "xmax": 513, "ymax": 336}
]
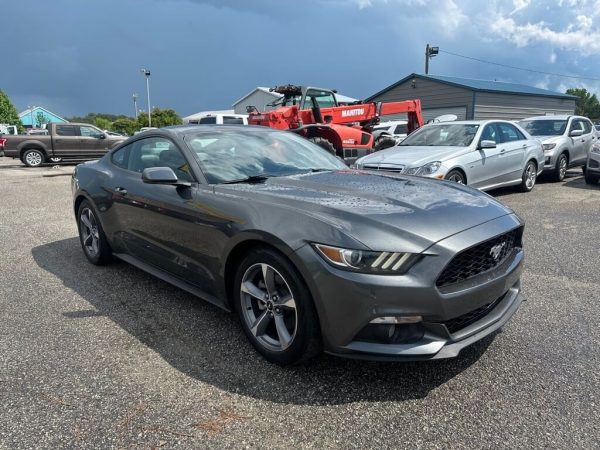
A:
[{"xmin": 354, "ymin": 120, "xmax": 544, "ymax": 192}]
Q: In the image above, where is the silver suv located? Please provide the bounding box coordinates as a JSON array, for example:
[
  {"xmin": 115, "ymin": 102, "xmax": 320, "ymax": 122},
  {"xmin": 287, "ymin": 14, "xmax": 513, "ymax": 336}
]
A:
[{"xmin": 518, "ymin": 115, "xmax": 595, "ymax": 181}]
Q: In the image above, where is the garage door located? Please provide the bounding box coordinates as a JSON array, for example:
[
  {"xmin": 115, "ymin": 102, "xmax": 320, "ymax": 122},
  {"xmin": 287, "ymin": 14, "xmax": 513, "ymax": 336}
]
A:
[{"xmin": 422, "ymin": 106, "xmax": 467, "ymax": 122}]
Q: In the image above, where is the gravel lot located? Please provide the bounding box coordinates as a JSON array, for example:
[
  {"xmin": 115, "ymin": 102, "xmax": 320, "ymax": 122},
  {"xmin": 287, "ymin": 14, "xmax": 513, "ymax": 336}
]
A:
[{"xmin": 1, "ymin": 156, "xmax": 598, "ymax": 449}]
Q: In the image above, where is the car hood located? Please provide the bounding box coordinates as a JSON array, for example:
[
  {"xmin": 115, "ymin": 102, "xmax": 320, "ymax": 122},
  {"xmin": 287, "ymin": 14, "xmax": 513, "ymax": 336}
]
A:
[
  {"xmin": 356, "ymin": 145, "xmax": 468, "ymax": 167},
  {"xmin": 531, "ymin": 135, "xmax": 564, "ymax": 143},
  {"xmin": 216, "ymin": 171, "xmax": 513, "ymax": 253}
]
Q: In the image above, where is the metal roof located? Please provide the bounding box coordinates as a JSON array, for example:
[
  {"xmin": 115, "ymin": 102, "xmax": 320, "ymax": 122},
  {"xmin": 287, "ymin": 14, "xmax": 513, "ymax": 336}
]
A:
[{"xmin": 367, "ymin": 73, "xmax": 578, "ymax": 101}]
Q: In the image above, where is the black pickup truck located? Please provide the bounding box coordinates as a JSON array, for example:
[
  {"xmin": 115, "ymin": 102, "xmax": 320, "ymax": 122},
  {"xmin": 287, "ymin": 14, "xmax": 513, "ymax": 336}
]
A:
[{"xmin": 2, "ymin": 122, "xmax": 125, "ymax": 166}]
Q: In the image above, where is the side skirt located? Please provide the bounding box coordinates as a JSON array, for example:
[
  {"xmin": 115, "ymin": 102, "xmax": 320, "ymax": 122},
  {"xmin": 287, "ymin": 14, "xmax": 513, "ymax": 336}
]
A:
[{"xmin": 113, "ymin": 252, "xmax": 231, "ymax": 312}]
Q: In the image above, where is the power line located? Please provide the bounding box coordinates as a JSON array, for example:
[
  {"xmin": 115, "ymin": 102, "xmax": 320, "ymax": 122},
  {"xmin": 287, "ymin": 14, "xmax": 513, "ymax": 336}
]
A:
[{"xmin": 439, "ymin": 49, "xmax": 600, "ymax": 82}]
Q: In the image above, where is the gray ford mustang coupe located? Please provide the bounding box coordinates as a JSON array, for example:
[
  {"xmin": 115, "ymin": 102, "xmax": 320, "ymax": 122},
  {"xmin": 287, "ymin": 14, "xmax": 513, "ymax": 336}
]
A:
[{"xmin": 72, "ymin": 125, "xmax": 524, "ymax": 365}]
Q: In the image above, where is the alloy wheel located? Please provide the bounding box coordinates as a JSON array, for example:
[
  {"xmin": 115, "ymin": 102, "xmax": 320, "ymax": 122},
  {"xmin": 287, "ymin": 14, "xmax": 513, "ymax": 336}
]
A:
[
  {"xmin": 80, "ymin": 207, "xmax": 100, "ymax": 257},
  {"xmin": 448, "ymin": 173, "xmax": 464, "ymax": 184},
  {"xmin": 25, "ymin": 151, "xmax": 43, "ymax": 166},
  {"xmin": 525, "ymin": 162, "xmax": 536, "ymax": 189},
  {"xmin": 240, "ymin": 263, "xmax": 297, "ymax": 352},
  {"xmin": 559, "ymin": 156, "xmax": 567, "ymax": 180}
]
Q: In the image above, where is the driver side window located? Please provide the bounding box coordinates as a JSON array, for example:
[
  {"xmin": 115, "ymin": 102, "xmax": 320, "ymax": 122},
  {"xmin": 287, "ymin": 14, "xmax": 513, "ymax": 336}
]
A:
[
  {"xmin": 480, "ymin": 124, "xmax": 498, "ymax": 143},
  {"xmin": 128, "ymin": 137, "xmax": 194, "ymax": 182},
  {"xmin": 80, "ymin": 126, "xmax": 104, "ymax": 138}
]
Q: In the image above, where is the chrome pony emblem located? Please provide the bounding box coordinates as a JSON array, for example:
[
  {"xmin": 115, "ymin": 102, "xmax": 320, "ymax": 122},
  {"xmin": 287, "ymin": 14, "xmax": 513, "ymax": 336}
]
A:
[{"xmin": 490, "ymin": 242, "xmax": 506, "ymax": 261}]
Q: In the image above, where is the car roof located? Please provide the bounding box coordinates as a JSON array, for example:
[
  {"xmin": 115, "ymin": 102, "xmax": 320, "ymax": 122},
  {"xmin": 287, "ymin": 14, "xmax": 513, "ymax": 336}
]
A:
[
  {"xmin": 157, "ymin": 124, "xmax": 279, "ymax": 136},
  {"xmin": 519, "ymin": 115, "xmax": 577, "ymax": 121},
  {"xmin": 425, "ymin": 120, "xmax": 518, "ymax": 126}
]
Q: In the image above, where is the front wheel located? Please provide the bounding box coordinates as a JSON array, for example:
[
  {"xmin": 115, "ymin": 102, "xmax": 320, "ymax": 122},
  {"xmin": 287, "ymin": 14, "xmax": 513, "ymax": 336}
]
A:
[
  {"xmin": 234, "ymin": 248, "xmax": 321, "ymax": 365},
  {"xmin": 518, "ymin": 160, "xmax": 537, "ymax": 192},
  {"xmin": 584, "ymin": 170, "xmax": 599, "ymax": 185},
  {"xmin": 308, "ymin": 137, "xmax": 336, "ymax": 155},
  {"xmin": 552, "ymin": 153, "xmax": 568, "ymax": 181},
  {"xmin": 445, "ymin": 169, "xmax": 466, "ymax": 184},
  {"xmin": 22, "ymin": 149, "xmax": 46, "ymax": 167}
]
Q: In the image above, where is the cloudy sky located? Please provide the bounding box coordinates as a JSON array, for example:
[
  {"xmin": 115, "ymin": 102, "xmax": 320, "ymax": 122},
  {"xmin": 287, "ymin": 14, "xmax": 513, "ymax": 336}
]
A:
[{"xmin": 2, "ymin": 0, "xmax": 600, "ymax": 117}]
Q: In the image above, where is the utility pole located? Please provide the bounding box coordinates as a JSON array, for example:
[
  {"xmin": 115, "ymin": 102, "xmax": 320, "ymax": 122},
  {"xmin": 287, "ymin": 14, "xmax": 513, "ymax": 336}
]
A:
[
  {"xmin": 425, "ymin": 44, "xmax": 439, "ymax": 74},
  {"xmin": 132, "ymin": 94, "xmax": 139, "ymax": 119},
  {"xmin": 140, "ymin": 69, "xmax": 151, "ymax": 127}
]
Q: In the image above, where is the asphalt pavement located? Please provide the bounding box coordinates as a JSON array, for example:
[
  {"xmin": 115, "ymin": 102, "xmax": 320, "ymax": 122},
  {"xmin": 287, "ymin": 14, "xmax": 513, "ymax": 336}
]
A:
[{"xmin": 0, "ymin": 156, "xmax": 598, "ymax": 449}]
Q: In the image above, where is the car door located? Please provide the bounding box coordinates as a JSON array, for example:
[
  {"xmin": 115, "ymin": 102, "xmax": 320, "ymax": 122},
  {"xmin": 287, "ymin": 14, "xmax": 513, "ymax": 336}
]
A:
[
  {"xmin": 495, "ymin": 122, "xmax": 529, "ymax": 183},
  {"xmin": 52, "ymin": 124, "xmax": 80, "ymax": 157},
  {"xmin": 108, "ymin": 136, "xmax": 217, "ymax": 295},
  {"xmin": 468, "ymin": 123, "xmax": 504, "ymax": 188},
  {"xmin": 568, "ymin": 119, "xmax": 586, "ymax": 164},
  {"xmin": 78, "ymin": 125, "xmax": 109, "ymax": 158},
  {"xmin": 575, "ymin": 119, "xmax": 594, "ymax": 164}
]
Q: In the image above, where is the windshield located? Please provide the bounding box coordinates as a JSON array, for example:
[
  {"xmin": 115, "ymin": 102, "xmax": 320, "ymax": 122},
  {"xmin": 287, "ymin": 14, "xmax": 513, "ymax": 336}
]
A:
[
  {"xmin": 518, "ymin": 119, "xmax": 567, "ymax": 136},
  {"xmin": 400, "ymin": 124, "xmax": 480, "ymax": 147},
  {"xmin": 184, "ymin": 130, "xmax": 346, "ymax": 184}
]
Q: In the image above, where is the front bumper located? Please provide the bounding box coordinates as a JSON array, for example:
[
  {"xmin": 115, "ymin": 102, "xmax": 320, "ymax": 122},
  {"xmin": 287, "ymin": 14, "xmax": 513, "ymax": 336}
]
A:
[
  {"xmin": 294, "ymin": 213, "xmax": 524, "ymax": 360},
  {"xmin": 542, "ymin": 148, "xmax": 559, "ymax": 171}
]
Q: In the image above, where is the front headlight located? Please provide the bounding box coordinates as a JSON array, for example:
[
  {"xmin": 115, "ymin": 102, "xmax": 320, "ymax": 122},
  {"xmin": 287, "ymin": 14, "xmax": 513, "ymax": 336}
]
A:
[
  {"xmin": 403, "ymin": 167, "xmax": 419, "ymax": 175},
  {"xmin": 416, "ymin": 161, "xmax": 442, "ymax": 175},
  {"xmin": 543, "ymin": 143, "xmax": 556, "ymax": 151},
  {"xmin": 313, "ymin": 243, "xmax": 419, "ymax": 274}
]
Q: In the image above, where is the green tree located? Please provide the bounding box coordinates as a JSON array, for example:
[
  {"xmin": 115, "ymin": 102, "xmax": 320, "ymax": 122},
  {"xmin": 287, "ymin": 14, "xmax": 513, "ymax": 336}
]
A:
[
  {"xmin": 137, "ymin": 107, "xmax": 182, "ymax": 128},
  {"xmin": 35, "ymin": 111, "xmax": 48, "ymax": 128},
  {"xmin": 565, "ymin": 88, "xmax": 600, "ymax": 119},
  {"xmin": 94, "ymin": 117, "xmax": 112, "ymax": 131},
  {"xmin": 0, "ymin": 89, "xmax": 24, "ymax": 133},
  {"xmin": 112, "ymin": 118, "xmax": 138, "ymax": 136}
]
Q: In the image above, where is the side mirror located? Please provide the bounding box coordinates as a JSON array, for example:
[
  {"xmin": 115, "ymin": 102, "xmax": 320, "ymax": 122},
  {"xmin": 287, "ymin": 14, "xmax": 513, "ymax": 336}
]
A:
[
  {"xmin": 142, "ymin": 167, "xmax": 191, "ymax": 187},
  {"xmin": 479, "ymin": 140, "xmax": 496, "ymax": 149},
  {"xmin": 98, "ymin": 133, "xmax": 106, "ymax": 139},
  {"xmin": 569, "ymin": 129, "xmax": 583, "ymax": 137}
]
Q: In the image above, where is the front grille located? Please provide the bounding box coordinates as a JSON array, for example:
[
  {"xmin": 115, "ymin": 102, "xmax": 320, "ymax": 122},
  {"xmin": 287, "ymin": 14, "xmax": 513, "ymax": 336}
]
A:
[
  {"xmin": 589, "ymin": 159, "xmax": 599, "ymax": 169},
  {"xmin": 440, "ymin": 294, "xmax": 504, "ymax": 334},
  {"xmin": 363, "ymin": 164, "xmax": 404, "ymax": 173},
  {"xmin": 436, "ymin": 227, "xmax": 522, "ymax": 288}
]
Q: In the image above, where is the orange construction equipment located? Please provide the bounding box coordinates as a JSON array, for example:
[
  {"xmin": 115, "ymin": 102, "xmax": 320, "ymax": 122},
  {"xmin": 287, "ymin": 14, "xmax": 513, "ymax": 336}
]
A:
[{"xmin": 247, "ymin": 85, "xmax": 424, "ymax": 162}]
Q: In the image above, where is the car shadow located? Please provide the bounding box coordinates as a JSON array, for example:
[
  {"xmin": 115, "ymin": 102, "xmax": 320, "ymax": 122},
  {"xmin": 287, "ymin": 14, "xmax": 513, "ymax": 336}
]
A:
[
  {"xmin": 562, "ymin": 176, "xmax": 599, "ymax": 190},
  {"xmin": 32, "ymin": 238, "xmax": 495, "ymax": 405}
]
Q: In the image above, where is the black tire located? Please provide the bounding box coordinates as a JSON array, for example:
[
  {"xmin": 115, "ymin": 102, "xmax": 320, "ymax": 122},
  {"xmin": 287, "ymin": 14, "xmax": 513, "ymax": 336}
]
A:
[
  {"xmin": 77, "ymin": 200, "xmax": 112, "ymax": 265},
  {"xmin": 233, "ymin": 247, "xmax": 321, "ymax": 365},
  {"xmin": 584, "ymin": 170, "xmax": 599, "ymax": 185},
  {"xmin": 445, "ymin": 169, "xmax": 466, "ymax": 184},
  {"xmin": 373, "ymin": 134, "xmax": 397, "ymax": 151},
  {"xmin": 552, "ymin": 153, "xmax": 568, "ymax": 182},
  {"xmin": 309, "ymin": 137, "xmax": 336, "ymax": 155},
  {"xmin": 518, "ymin": 160, "xmax": 537, "ymax": 192},
  {"xmin": 22, "ymin": 149, "xmax": 46, "ymax": 167}
]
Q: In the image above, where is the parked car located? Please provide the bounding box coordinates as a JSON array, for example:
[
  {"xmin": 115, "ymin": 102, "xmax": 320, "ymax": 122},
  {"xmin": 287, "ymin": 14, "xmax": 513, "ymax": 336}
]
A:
[
  {"xmin": 3, "ymin": 122, "xmax": 125, "ymax": 167},
  {"xmin": 583, "ymin": 142, "xmax": 600, "ymax": 185},
  {"xmin": 372, "ymin": 120, "xmax": 408, "ymax": 145},
  {"xmin": 354, "ymin": 120, "xmax": 544, "ymax": 192},
  {"xmin": 72, "ymin": 125, "xmax": 524, "ymax": 364},
  {"xmin": 518, "ymin": 115, "xmax": 595, "ymax": 181},
  {"xmin": 188, "ymin": 113, "xmax": 248, "ymax": 125}
]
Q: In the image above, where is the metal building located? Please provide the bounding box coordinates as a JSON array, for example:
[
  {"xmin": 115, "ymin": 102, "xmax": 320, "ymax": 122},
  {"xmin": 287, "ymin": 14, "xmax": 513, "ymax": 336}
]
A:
[{"xmin": 366, "ymin": 73, "xmax": 577, "ymax": 122}]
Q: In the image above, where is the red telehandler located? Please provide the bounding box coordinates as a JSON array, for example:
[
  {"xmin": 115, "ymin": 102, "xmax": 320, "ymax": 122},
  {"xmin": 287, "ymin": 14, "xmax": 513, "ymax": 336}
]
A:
[{"xmin": 246, "ymin": 85, "xmax": 424, "ymax": 162}]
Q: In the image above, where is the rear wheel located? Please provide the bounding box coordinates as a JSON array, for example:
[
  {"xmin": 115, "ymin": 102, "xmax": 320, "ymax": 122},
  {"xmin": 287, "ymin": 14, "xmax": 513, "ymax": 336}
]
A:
[
  {"xmin": 234, "ymin": 247, "xmax": 321, "ymax": 365},
  {"xmin": 23, "ymin": 149, "xmax": 45, "ymax": 167},
  {"xmin": 373, "ymin": 134, "xmax": 397, "ymax": 151},
  {"xmin": 552, "ymin": 153, "xmax": 568, "ymax": 181},
  {"xmin": 77, "ymin": 200, "xmax": 112, "ymax": 265},
  {"xmin": 309, "ymin": 137, "xmax": 336, "ymax": 155},
  {"xmin": 518, "ymin": 160, "xmax": 537, "ymax": 192},
  {"xmin": 445, "ymin": 169, "xmax": 466, "ymax": 184}
]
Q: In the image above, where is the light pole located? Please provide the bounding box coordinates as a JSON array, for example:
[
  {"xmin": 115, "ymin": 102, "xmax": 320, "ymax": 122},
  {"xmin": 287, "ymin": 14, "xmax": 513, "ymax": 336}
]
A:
[
  {"xmin": 425, "ymin": 44, "xmax": 439, "ymax": 74},
  {"xmin": 132, "ymin": 93, "xmax": 139, "ymax": 119},
  {"xmin": 140, "ymin": 69, "xmax": 151, "ymax": 127}
]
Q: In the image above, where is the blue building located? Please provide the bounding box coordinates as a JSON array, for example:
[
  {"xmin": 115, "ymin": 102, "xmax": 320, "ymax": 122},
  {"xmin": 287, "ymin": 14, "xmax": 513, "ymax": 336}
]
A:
[{"xmin": 19, "ymin": 106, "xmax": 67, "ymax": 128}]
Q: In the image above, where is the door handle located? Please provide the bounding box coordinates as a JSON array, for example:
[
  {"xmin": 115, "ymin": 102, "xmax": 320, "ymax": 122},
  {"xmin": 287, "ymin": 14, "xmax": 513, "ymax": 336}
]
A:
[
  {"xmin": 522, "ymin": 144, "xmax": 527, "ymax": 149},
  {"xmin": 114, "ymin": 187, "xmax": 128, "ymax": 195},
  {"xmin": 500, "ymin": 149, "xmax": 506, "ymax": 153}
]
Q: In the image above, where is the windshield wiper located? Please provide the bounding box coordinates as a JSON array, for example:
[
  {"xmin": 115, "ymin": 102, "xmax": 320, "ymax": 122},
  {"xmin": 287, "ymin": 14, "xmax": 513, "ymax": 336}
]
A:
[{"xmin": 222, "ymin": 175, "xmax": 271, "ymax": 184}]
